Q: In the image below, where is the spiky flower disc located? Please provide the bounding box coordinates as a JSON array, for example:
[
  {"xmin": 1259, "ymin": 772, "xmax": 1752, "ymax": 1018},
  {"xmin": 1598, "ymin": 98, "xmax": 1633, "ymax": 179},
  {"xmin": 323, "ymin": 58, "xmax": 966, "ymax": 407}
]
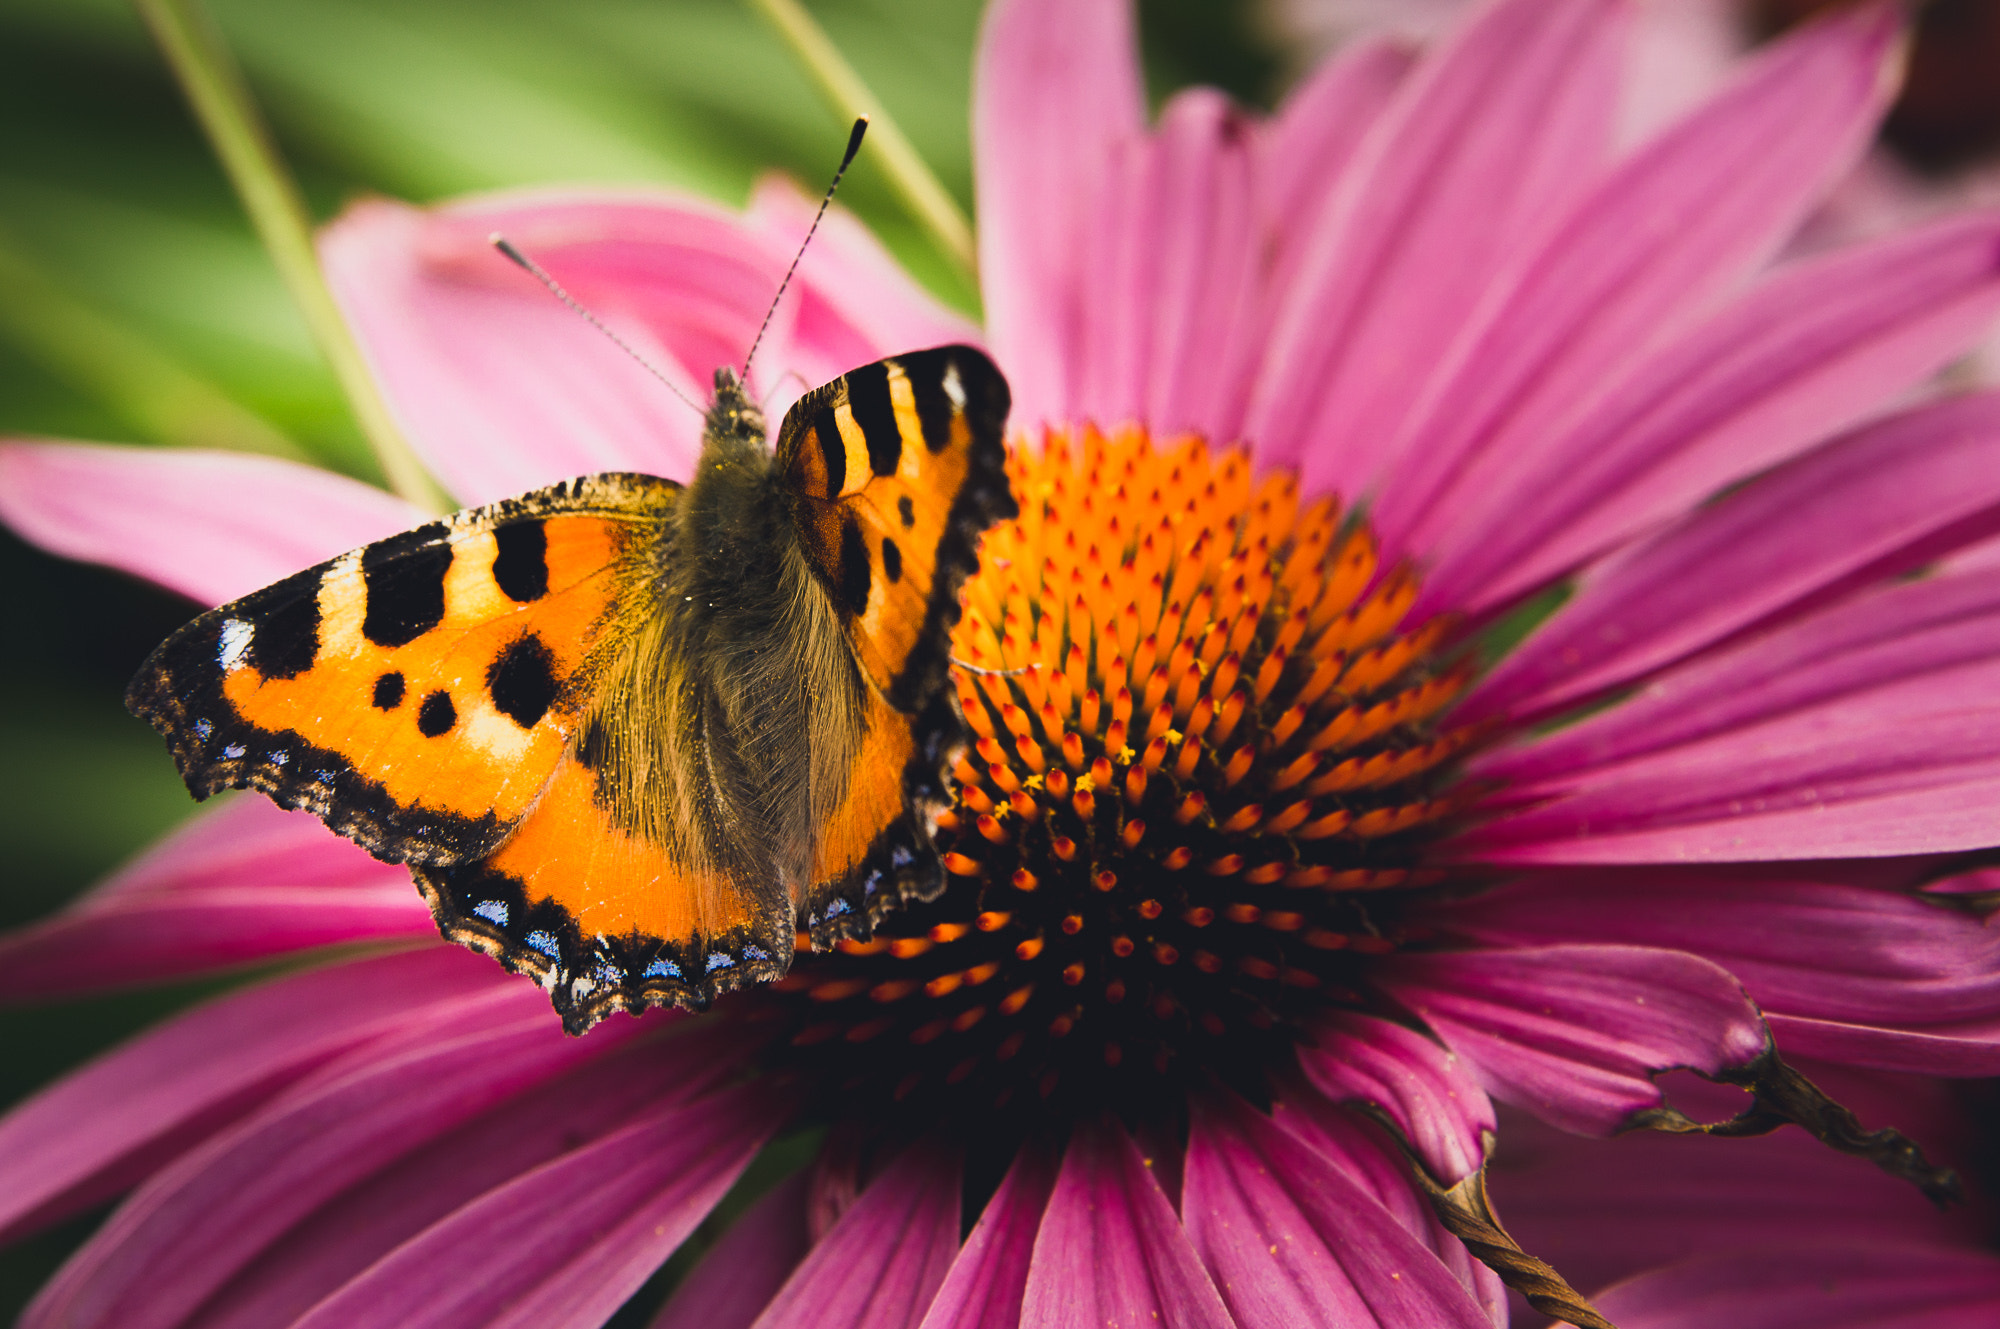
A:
[{"xmin": 773, "ymin": 426, "xmax": 1478, "ymax": 1121}]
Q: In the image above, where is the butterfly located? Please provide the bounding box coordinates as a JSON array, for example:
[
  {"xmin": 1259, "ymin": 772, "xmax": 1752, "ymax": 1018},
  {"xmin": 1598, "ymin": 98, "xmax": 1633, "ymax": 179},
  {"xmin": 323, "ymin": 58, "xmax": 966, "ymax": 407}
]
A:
[{"xmin": 128, "ymin": 345, "xmax": 1015, "ymax": 1033}]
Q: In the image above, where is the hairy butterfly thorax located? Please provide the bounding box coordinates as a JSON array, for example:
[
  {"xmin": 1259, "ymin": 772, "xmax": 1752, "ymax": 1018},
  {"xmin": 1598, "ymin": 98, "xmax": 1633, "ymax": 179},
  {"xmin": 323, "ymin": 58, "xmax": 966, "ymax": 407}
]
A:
[{"xmin": 129, "ymin": 123, "xmax": 1019, "ymax": 1033}]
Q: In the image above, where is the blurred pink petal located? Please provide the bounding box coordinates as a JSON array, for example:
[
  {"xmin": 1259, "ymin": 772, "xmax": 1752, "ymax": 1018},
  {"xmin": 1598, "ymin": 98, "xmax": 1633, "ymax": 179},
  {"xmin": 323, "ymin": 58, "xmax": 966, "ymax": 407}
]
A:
[
  {"xmin": 325, "ymin": 188, "xmax": 975, "ymax": 508},
  {"xmin": 0, "ymin": 441, "xmax": 422, "ymax": 605},
  {"xmin": 974, "ymin": 0, "xmax": 1143, "ymax": 433},
  {"xmin": 1465, "ymin": 390, "xmax": 2000, "ymax": 724},
  {"xmin": 1374, "ymin": 945, "xmax": 1768, "ymax": 1135},
  {"xmin": 1256, "ymin": 36, "xmax": 1413, "ymax": 248},
  {"xmin": 198, "ymin": 1030, "xmax": 733, "ymax": 1329},
  {"xmin": 1074, "ymin": 88, "xmax": 1258, "ymax": 443},
  {"xmin": 26, "ymin": 998, "xmax": 624, "ymax": 1329},
  {"xmin": 650, "ymin": 1173, "xmax": 811, "ymax": 1329},
  {"xmin": 323, "ymin": 194, "xmax": 745, "ymax": 504},
  {"xmin": 1595, "ymin": 1246, "xmax": 2000, "ymax": 1328},
  {"xmin": 1488, "ymin": 1067, "xmax": 1988, "ymax": 1299},
  {"xmin": 1407, "ymin": 206, "xmax": 2000, "ymax": 615},
  {"xmin": 743, "ymin": 177, "xmax": 979, "ymax": 377},
  {"xmin": 291, "ymin": 1077, "xmax": 781, "ymax": 1329},
  {"xmin": 750, "ymin": 1139, "xmax": 961, "ymax": 1329},
  {"xmin": 0, "ymin": 947, "xmax": 501, "ymax": 1245},
  {"xmin": 1432, "ymin": 873, "xmax": 2000, "ymax": 1075},
  {"xmin": 1183, "ymin": 1092, "xmax": 1494, "ymax": 1329},
  {"xmin": 1224, "ymin": 36, "xmax": 1416, "ymax": 454},
  {"xmin": 1245, "ymin": 0, "xmax": 1627, "ymax": 483},
  {"xmin": 1294, "ymin": 1011, "xmax": 1493, "ymax": 1183},
  {"xmin": 81, "ymin": 797, "xmax": 391, "ymax": 904},
  {"xmin": 1369, "ymin": 4, "xmax": 1903, "ymax": 576},
  {"xmin": 0, "ymin": 888, "xmax": 425, "ymax": 999},
  {"xmin": 918, "ymin": 1142, "xmax": 1058, "ymax": 1329},
  {"xmin": 0, "ymin": 798, "xmax": 425, "ymax": 998},
  {"xmin": 1926, "ymin": 865, "xmax": 2000, "ymax": 898},
  {"xmin": 1021, "ymin": 1118, "xmax": 1236, "ymax": 1329}
]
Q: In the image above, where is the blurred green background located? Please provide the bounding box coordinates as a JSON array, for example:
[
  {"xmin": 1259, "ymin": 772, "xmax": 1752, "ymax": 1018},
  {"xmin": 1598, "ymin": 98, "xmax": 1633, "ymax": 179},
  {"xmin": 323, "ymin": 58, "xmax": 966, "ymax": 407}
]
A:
[{"xmin": 0, "ymin": 0, "xmax": 1278, "ymax": 1316}]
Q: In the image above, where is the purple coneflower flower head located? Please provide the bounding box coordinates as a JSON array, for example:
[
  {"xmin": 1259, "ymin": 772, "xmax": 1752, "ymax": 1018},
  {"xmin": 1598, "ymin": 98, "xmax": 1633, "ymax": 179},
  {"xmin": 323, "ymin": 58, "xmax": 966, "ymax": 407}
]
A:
[{"xmin": 4, "ymin": 0, "xmax": 2000, "ymax": 1325}]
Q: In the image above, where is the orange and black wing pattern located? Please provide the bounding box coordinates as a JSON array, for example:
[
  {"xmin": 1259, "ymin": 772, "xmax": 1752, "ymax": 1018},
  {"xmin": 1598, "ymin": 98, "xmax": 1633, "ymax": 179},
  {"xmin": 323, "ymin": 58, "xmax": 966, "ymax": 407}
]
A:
[
  {"xmin": 411, "ymin": 744, "xmax": 784, "ymax": 1031},
  {"xmin": 127, "ymin": 473, "xmax": 677, "ymax": 900},
  {"xmin": 131, "ymin": 349, "xmax": 1014, "ymax": 1037},
  {"xmin": 777, "ymin": 345, "xmax": 1017, "ymax": 940}
]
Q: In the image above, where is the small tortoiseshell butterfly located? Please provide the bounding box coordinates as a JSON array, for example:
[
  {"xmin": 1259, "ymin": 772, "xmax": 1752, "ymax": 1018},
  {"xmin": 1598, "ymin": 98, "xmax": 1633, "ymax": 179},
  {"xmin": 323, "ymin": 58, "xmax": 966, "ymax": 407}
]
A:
[{"xmin": 130, "ymin": 323, "xmax": 1013, "ymax": 1032}]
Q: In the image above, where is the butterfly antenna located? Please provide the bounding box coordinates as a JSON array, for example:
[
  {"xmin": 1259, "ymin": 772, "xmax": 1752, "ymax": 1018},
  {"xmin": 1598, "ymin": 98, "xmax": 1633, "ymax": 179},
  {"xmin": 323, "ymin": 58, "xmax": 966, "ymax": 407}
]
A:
[
  {"xmin": 742, "ymin": 116, "xmax": 868, "ymax": 383},
  {"xmin": 489, "ymin": 234, "xmax": 705, "ymax": 418}
]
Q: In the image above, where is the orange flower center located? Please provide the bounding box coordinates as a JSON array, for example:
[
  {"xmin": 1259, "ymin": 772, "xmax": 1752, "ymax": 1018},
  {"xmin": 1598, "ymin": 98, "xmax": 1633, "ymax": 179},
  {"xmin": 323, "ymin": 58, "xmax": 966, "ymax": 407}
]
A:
[{"xmin": 766, "ymin": 426, "xmax": 1478, "ymax": 1124}]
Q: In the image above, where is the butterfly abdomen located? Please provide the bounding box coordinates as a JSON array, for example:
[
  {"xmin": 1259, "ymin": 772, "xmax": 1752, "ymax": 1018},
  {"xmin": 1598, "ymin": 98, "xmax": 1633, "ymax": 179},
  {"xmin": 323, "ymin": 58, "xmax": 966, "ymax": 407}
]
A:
[{"xmin": 572, "ymin": 391, "xmax": 871, "ymax": 925}]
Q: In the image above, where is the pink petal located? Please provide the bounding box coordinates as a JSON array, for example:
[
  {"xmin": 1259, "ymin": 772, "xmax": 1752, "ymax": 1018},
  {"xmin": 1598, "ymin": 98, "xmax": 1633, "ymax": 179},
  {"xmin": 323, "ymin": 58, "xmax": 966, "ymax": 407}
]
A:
[
  {"xmin": 1947, "ymin": 530, "xmax": 2000, "ymax": 572},
  {"xmin": 1594, "ymin": 1246, "xmax": 2000, "ymax": 1328},
  {"xmin": 0, "ymin": 888, "xmax": 427, "ymax": 999},
  {"xmin": 1268, "ymin": 1086, "xmax": 1505, "ymax": 1322},
  {"xmin": 743, "ymin": 176, "xmax": 980, "ymax": 374},
  {"xmin": 973, "ymin": 0, "xmax": 1143, "ymax": 434},
  {"xmin": 1182, "ymin": 1093, "xmax": 1494, "ymax": 1329},
  {"xmin": 1762, "ymin": 1014, "xmax": 2000, "ymax": 1078},
  {"xmin": 1432, "ymin": 874, "xmax": 2000, "ymax": 1075},
  {"xmin": 196, "ymin": 1030, "xmax": 737, "ymax": 1329},
  {"xmin": 25, "ymin": 995, "xmax": 620, "ymax": 1329},
  {"xmin": 290, "ymin": 1078, "xmax": 782, "ymax": 1329},
  {"xmin": 1423, "ymin": 210, "xmax": 2000, "ymax": 617},
  {"xmin": 1456, "ymin": 655, "xmax": 2000, "ymax": 863},
  {"xmin": 82, "ymin": 797, "xmax": 391, "ymax": 904},
  {"xmin": 1074, "ymin": 88, "xmax": 1259, "ymax": 444},
  {"xmin": 751, "ymin": 1138, "xmax": 962, "ymax": 1329},
  {"xmin": 1236, "ymin": 37, "xmax": 1414, "ymax": 461},
  {"xmin": 1613, "ymin": 0, "xmax": 1742, "ymax": 148},
  {"xmin": 1487, "ymin": 1073, "xmax": 1986, "ymax": 1300},
  {"xmin": 1372, "ymin": 945, "xmax": 1769, "ymax": 1136},
  {"xmin": 1256, "ymin": 37, "xmax": 1414, "ymax": 247},
  {"xmin": 1370, "ymin": 4, "xmax": 1906, "ymax": 579},
  {"xmin": 650, "ymin": 1172, "xmax": 811, "ymax": 1329},
  {"xmin": 1294, "ymin": 1011, "xmax": 1494, "ymax": 1183},
  {"xmin": 1245, "ymin": 0, "xmax": 1627, "ymax": 485},
  {"xmin": 1464, "ymin": 390, "xmax": 2000, "ymax": 724},
  {"xmin": 1922, "ymin": 864, "xmax": 2000, "ymax": 897},
  {"xmin": 0, "ymin": 799, "xmax": 426, "ymax": 998},
  {"xmin": 0, "ymin": 441, "xmax": 422, "ymax": 606},
  {"xmin": 1475, "ymin": 560, "xmax": 2000, "ymax": 787},
  {"xmin": 322, "ymin": 193, "xmax": 803, "ymax": 505},
  {"xmin": 1020, "ymin": 1118, "xmax": 1236, "ymax": 1329},
  {"xmin": 0, "ymin": 947, "xmax": 501, "ymax": 1245},
  {"xmin": 918, "ymin": 1142, "xmax": 1059, "ymax": 1329}
]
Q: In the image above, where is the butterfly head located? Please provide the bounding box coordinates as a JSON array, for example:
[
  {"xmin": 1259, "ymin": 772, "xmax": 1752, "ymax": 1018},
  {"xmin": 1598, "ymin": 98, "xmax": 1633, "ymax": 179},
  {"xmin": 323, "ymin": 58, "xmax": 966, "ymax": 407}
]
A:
[{"xmin": 704, "ymin": 365, "xmax": 769, "ymax": 459}]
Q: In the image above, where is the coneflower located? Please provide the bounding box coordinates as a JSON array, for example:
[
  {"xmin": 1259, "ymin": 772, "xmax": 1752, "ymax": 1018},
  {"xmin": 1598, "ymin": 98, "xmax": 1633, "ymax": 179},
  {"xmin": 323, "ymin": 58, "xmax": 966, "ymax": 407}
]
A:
[{"xmin": 3, "ymin": 1, "xmax": 1999, "ymax": 1326}]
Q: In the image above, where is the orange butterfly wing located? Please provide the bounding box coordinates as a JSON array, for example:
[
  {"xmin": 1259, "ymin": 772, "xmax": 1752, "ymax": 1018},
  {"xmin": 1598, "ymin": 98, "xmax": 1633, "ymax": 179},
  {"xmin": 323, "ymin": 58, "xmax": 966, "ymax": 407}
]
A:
[
  {"xmin": 411, "ymin": 748, "xmax": 773, "ymax": 1025},
  {"xmin": 134, "ymin": 349, "xmax": 1013, "ymax": 1035},
  {"xmin": 777, "ymin": 345, "xmax": 1016, "ymax": 932},
  {"xmin": 429, "ymin": 346, "xmax": 1015, "ymax": 1034},
  {"xmin": 127, "ymin": 474, "xmax": 675, "ymax": 880}
]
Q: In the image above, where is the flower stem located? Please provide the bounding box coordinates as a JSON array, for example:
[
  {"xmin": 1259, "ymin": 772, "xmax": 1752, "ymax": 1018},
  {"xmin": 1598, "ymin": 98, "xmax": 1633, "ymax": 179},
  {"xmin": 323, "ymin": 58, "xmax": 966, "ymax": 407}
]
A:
[
  {"xmin": 132, "ymin": 0, "xmax": 450, "ymax": 513},
  {"xmin": 747, "ymin": 0, "xmax": 978, "ymax": 283},
  {"xmin": 0, "ymin": 227, "xmax": 305, "ymax": 459}
]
